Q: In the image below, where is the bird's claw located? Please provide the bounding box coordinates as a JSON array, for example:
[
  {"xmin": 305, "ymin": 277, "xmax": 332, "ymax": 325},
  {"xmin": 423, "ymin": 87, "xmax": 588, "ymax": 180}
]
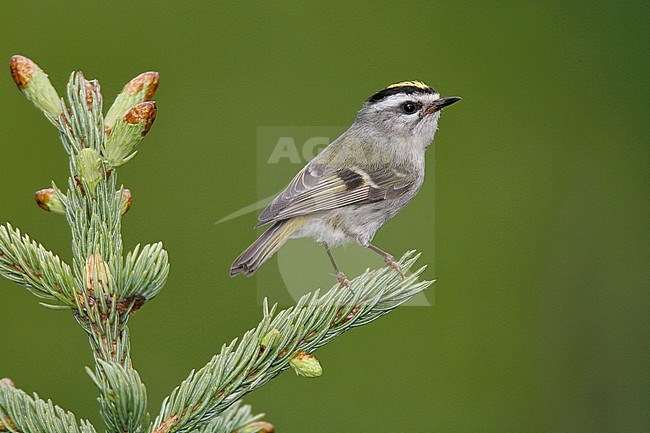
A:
[
  {"xmin": 384, "ymin": 254, "xmax": 405, "ymax": 280},
  {"xmin": 336, "ymin": 271, "xmax": 350, "ymax": 288}
]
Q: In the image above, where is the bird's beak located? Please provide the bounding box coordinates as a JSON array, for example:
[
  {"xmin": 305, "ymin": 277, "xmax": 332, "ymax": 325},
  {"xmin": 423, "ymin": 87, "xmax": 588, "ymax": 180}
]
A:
[{"xmin": 424, "ymin": 96, "xmax": 462, "ymax": 115}]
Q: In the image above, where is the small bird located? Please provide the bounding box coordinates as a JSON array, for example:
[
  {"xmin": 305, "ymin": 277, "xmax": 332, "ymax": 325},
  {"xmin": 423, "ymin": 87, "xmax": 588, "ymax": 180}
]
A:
[{"xmin": 230, "ymin": 81, "xmax": 460, "ymax": 285}]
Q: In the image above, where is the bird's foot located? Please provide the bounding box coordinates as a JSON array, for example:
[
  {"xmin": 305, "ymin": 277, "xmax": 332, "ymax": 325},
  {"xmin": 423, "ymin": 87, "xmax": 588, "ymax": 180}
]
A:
[
  {"xmin": 383, "ymin": 254, "xmax": 405, "ymax": 279},
  {"xmin": 335, "ymin": 271, "xmax": 350, "ymax": 288}
]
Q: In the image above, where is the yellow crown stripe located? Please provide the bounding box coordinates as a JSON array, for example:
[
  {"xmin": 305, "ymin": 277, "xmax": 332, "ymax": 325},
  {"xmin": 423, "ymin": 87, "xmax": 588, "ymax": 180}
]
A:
[{"xmin": 386, "ymin": 81, "xmax": 430, "ymax": 90}]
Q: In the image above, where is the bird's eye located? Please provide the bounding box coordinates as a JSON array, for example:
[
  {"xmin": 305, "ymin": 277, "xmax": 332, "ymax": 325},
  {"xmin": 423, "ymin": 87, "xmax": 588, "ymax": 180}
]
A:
[{"xmin": 402, "ymin": 102, "xmax": 417, "ymax": 114}]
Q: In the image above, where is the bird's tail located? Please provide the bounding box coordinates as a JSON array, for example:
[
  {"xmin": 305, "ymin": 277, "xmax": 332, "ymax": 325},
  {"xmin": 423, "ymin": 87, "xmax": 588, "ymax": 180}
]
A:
[{"xmin": 230, "ymin": 217, "xmax": 307, "ymax": 277}]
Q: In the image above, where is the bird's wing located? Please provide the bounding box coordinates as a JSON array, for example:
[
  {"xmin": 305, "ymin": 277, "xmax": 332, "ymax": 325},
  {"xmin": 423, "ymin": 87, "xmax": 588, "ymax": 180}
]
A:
[{"xmin": 257, "ymin": 161, "xmax": 416, "ymax": 225}]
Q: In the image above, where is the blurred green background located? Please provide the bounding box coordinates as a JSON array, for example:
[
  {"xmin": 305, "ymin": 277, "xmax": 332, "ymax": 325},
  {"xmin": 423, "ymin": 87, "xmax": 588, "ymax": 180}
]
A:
[{"xmin": 1, "ymin": 1, "xmax": 648, "ymax": 431}]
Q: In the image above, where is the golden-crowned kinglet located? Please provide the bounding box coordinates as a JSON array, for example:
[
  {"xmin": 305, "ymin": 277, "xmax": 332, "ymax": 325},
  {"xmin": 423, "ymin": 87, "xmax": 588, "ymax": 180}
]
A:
[{"xmin": 231, "ymin": 81, "xmax": 460, "ymax": 285}]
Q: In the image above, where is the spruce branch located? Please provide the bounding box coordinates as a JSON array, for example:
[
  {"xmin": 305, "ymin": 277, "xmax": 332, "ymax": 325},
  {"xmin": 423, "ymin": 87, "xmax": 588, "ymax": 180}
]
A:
[
  {"xmin": 0, "ymin": 223, "xmax": 76, "ymax": 308},
  {"xmin": 0, "ymin": 379, "xmax": 97, "ymax": 433},
  {"xmin": 5, "ymin": 56, "xmax": 166, "ymax": 433},
  {"xmin": 151, "ymin": 252, "xmax": 431, "ymax": 433},
  {"xmin": 86, "ymin": 360, "xmax": 149, "ymax": 433}
]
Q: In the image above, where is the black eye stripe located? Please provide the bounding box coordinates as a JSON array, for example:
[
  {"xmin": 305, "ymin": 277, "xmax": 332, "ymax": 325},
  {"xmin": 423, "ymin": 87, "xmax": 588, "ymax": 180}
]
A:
[{"xmin": 366, "ymin": 85, "xmax": 436, "ymax": 104}]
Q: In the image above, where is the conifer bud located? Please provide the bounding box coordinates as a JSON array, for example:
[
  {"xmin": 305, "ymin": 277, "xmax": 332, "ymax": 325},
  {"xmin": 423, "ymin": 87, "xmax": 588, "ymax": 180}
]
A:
[
  {"xmin": 76, "ymin": 148, "xmax": 103, "ymax": 190},
  {"xmin": 119, "ymin": 189, "xmax": 132, "ymax": 215},
  {"xmin": 105, "ymin": 72, "xmax": 159, "ymax": 133},
  {"xmin": 35, "ymin": 188, "xmax": 66, "ymax": 215},
  {"xmin": 84, "ymin": 253, "xmax": 113, "ymax": 296},
  {"xmin": 261, "ymin": 328, "xmax": 281, "ymax": 348},
  {"xmin": 289, "ymin": 351, "xmax": 322, "ymax": 378},
  {"xmin": 35, "ymin": 188, "xmax": 130, "ymax": 215},
  {"xmin": 103, "ymin": 102, "xmax": 156, "ymax": 167},
  {"xmin": 9, "ymin": 55, "xmax": 64, "ymax": 123}
]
